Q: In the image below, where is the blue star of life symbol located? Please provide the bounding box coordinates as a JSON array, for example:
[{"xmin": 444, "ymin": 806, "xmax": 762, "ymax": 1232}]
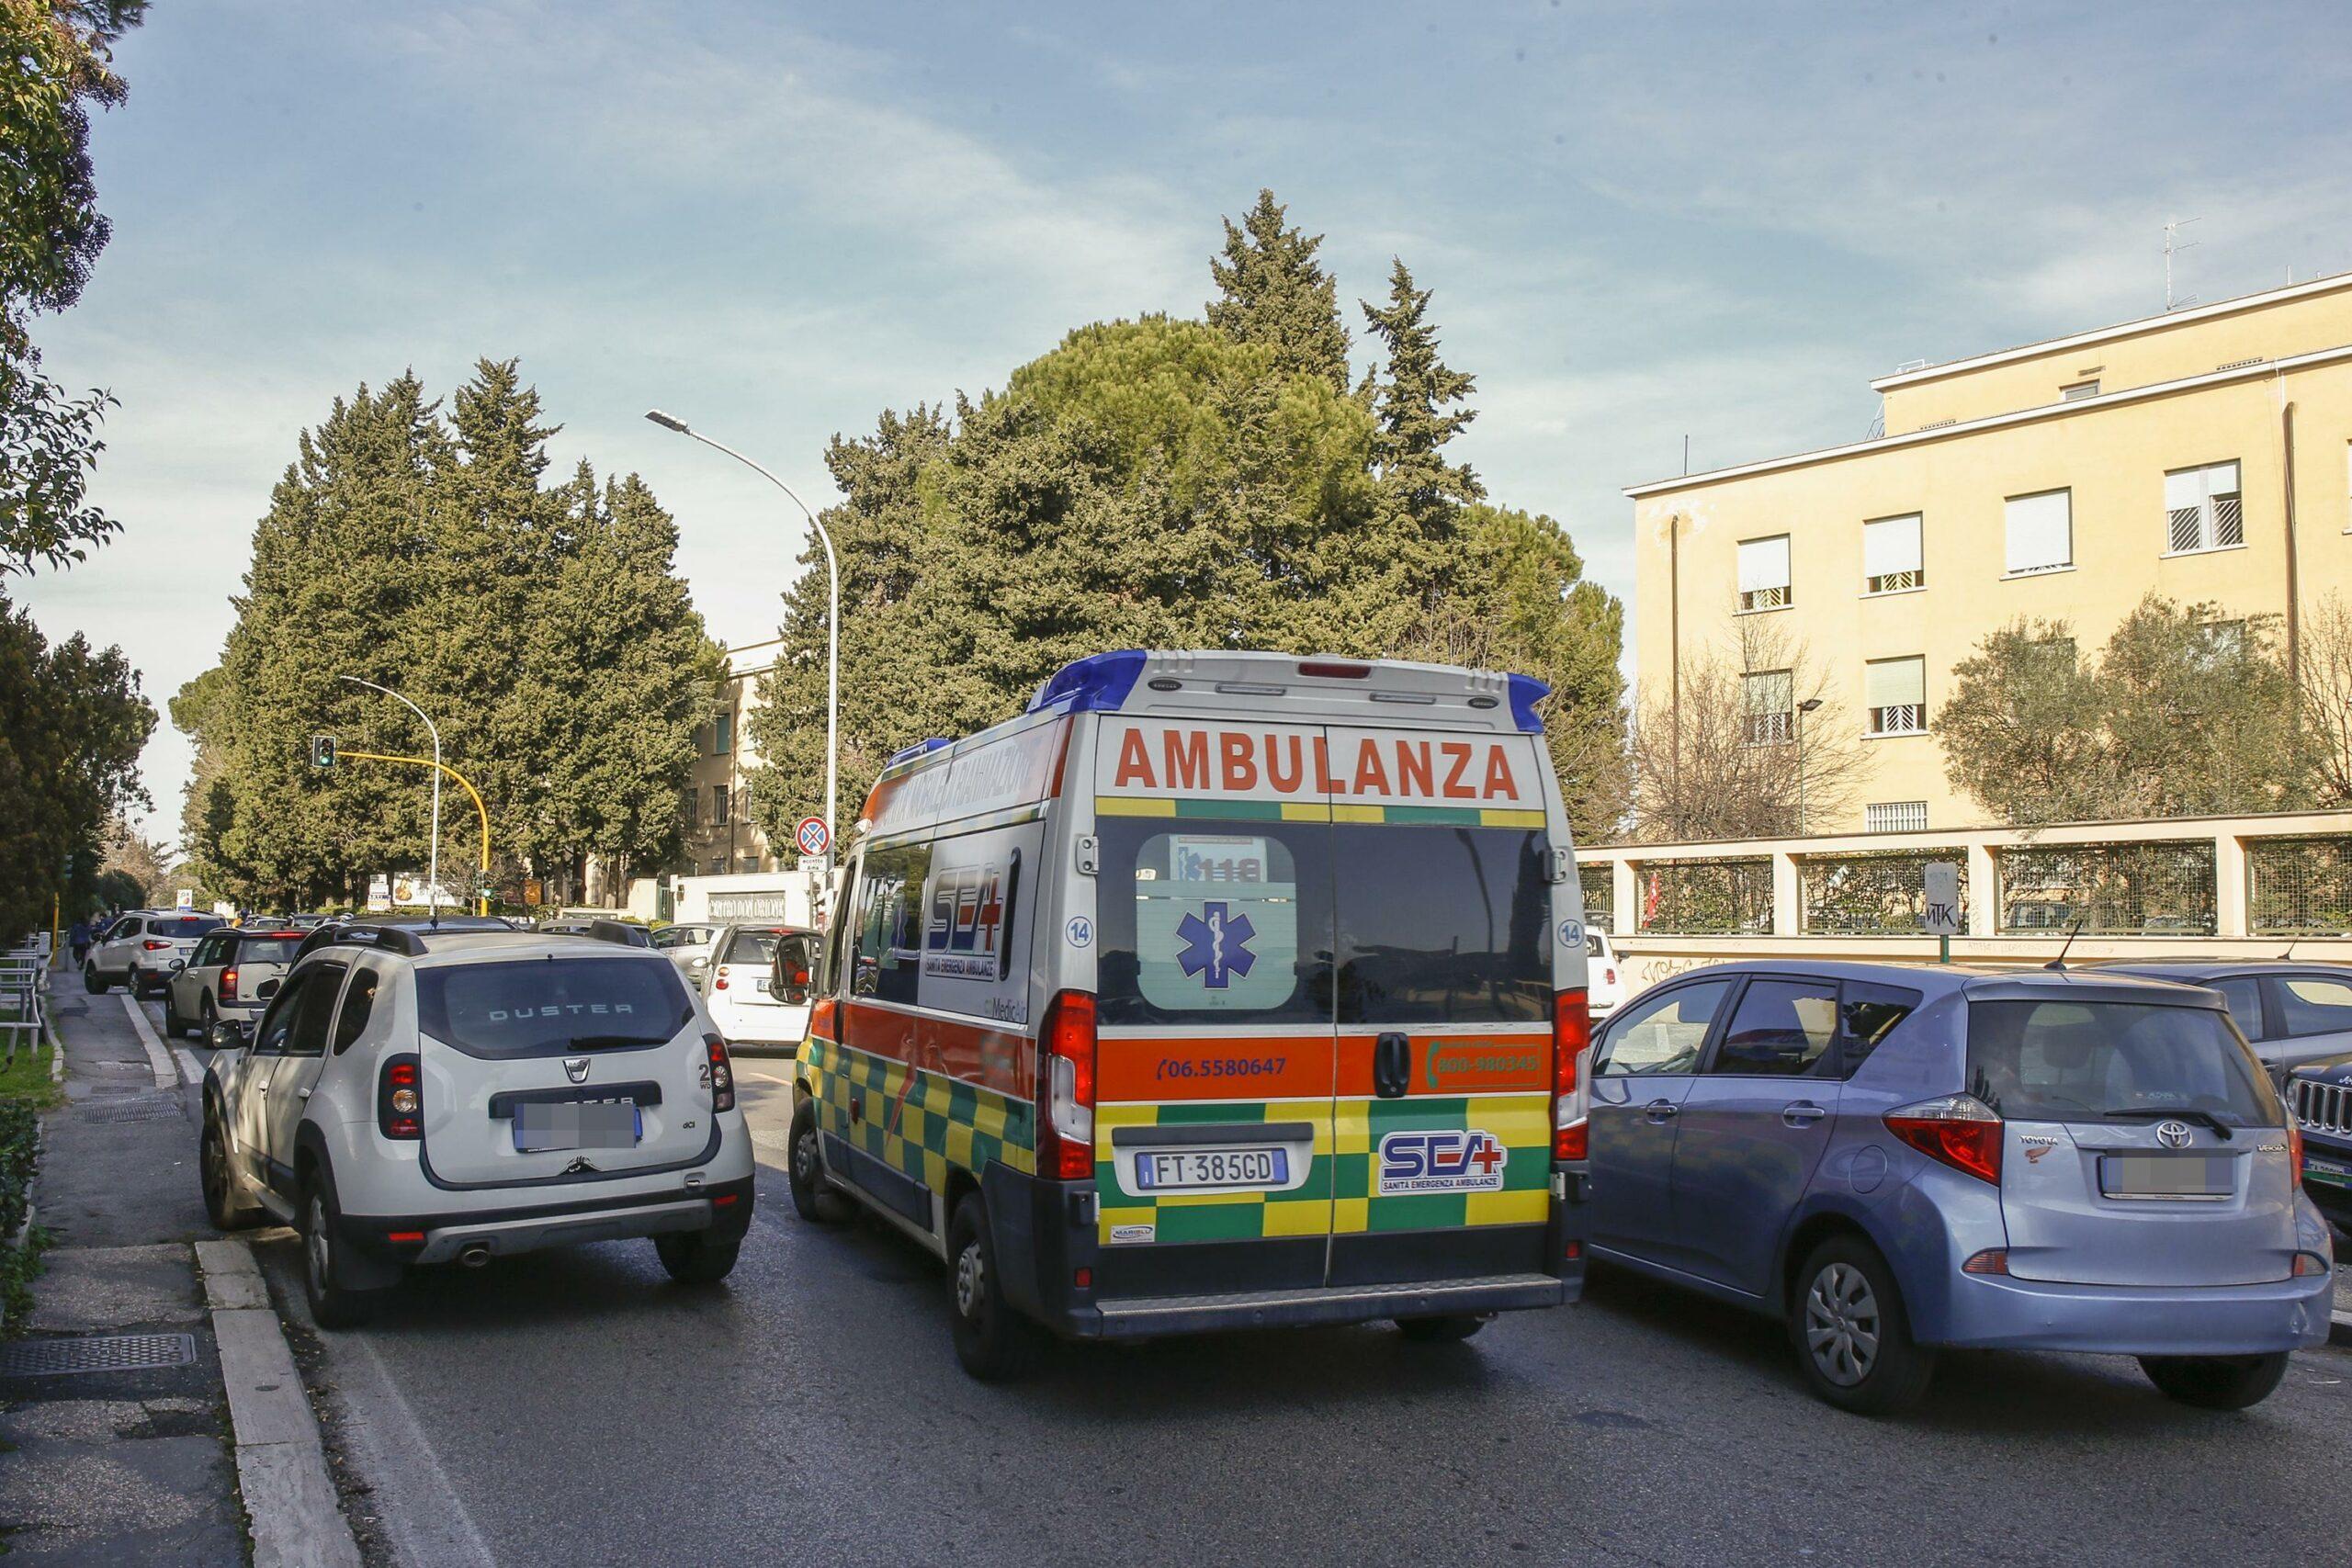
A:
[{"xmin": 1176, "ymin": 901, "xmax": 1256, "ymax": 989}]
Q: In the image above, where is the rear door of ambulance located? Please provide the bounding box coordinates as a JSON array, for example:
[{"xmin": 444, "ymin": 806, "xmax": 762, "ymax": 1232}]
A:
[{"xmin": 1322, "ymin": 724, "xmax": 1561, "ymax": 1288}]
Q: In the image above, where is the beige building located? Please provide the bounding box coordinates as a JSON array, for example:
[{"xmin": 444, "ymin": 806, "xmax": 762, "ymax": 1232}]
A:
[
  {"xmin": 681, "ymin": 637, "xmax": 782, "ymax": 877},
  {"xmin": 1627, "ymin": 271, "xmax": 2352, "ymax": 834}
]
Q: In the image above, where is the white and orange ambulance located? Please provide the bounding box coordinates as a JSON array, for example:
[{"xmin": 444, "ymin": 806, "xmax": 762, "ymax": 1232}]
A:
[{"xmin": 778, "ymin": 649, "xmax": 1592, "ymax": 1376}]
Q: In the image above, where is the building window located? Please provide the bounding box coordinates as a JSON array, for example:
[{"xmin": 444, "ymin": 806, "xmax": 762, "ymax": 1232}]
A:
[
  {"xmin": 1865, "ymin": 656, "xmax": 1927, "ymax": 736},
  {"xmin": 1736, "ymin": 535, "xmax": 1792, "ymax": 612},
  {"xmin": 1742, "ymin": 668, "xmax": 1793, "ymax": 746},
  {"xmin": 713, "ymin": 711, "xmax": 733, "ymax": 756},
  {"xmin": 1865, "ymin": 801, "xmax": 1928, "ymax": 833},
  {"xmin": 1862, "ymin": 513, "xmax": 1923, "ymax": 593},
  {"xmin": 2165, "ymin": 460, "xmax": 2243, "ymax": 554},
  {"xmin": 2003, "ymin": 489, "xmax": 2072, "ymax": 576},
  {"xmin": 711, "ymin": 784, "xmax": 730, "ymax": 827},
  {"xmin": 2061, "ymin": 378, "xmax": 2100, "ymax": 401}
]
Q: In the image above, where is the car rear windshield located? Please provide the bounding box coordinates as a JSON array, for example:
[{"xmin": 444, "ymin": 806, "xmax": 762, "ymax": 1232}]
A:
[
  {"xmin": 723, "ymin": 929, "xmax": 790, "ymax": 966},
  {"xmin": 416, "ymin": 957, "xmax": 695, "ymax": 1058},
  {"xmin": 154, "ymin": 917, "xmax": 220, "ymax": 939},
  {"xmin": 233, "ymin": 935, "xmax": 303, "ymax": 965},
  {"xmin": 1965, "ymin": 999, "xmax": 2280, "ymax": 1127}
]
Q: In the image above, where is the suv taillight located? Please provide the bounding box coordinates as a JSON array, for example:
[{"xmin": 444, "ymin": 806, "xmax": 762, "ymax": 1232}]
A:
[
  {"xmin": 1885, "ymin": 1094, "xmax": 2002, "ymax": 1185},
  {"xmin": 706, "ymin": 1032, "xmax": 735, "ymax": 1112},
  {"xmin": 220, "ymin": 965, "xmax": 239, "ymax": 1002},
  {"xmin": 378, "ymin": 1054, "xmax": 423, "ymax": 1140},
  {"xmin": 1036, "ymin": 990, "xmax": 1097, "ymax": 1181},
  {"xmin": 1553, "ymin": 987, "xmax": 1590, "ymax": 1160}
]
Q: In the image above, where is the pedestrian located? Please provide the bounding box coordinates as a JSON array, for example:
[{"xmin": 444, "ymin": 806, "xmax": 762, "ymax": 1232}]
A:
[{"xmin": 68, "ymin": 918, "xmax": 91, "ymax": 965}]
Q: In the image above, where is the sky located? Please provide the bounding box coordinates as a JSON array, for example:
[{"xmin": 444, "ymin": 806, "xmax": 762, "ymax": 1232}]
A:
[{"xmin": 18, "ymin": 0, "xmax": 2352, "ymax": 842}]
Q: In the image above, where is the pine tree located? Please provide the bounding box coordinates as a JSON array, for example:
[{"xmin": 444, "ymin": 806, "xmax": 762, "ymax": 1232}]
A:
[{"xmin": 1205, "ymin": 189, "xmax": 1351, "ymax": 394}]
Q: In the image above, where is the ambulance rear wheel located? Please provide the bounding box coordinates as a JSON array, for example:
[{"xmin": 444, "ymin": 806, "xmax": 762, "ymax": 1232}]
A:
[
  {"xmin": 947, "ymin": 1192, "xmax": 1043, "ymax": 1381},
  {"xmin": 1396, "ymin": 1314, "xmax": 1489, "ymax": 1343}
]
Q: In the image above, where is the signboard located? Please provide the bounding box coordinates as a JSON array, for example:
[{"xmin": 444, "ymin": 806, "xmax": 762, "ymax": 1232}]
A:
[
  {"xmin": 1923, "ymin": 862, "xmax": 1962, "ymax": 937},
  {"xmin": 795, "ymin": 816, "xmax": 831, "ymax": 857}
]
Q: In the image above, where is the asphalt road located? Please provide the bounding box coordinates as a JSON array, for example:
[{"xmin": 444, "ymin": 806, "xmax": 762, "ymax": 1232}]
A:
[{"xmin": 158, "ymin": 1009, "xmax": 2347, "ymax": 1568}]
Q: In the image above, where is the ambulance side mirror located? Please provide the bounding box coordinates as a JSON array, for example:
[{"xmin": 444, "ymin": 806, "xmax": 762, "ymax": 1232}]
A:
[{"xmin": 768, "ymin": 934, "xmax": 818, "ymax": 1005}]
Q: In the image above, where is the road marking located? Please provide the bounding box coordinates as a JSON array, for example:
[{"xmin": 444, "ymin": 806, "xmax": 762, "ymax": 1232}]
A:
[{"xmin": 119, "ymin": 993, "xmax": 178, "ymax": 1089}]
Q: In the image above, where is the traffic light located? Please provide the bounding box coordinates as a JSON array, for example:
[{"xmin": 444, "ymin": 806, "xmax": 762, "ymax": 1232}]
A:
[{"xmin": 311, "ymin": 734, "xmax": 337, "ymax": 769}]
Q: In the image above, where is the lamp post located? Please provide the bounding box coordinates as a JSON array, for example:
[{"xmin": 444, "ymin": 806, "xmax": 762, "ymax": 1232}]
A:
[
  {"xmin": 644, "ymin": 411, "xmax": 839, "ymax": 853},
  {"xmin": 1794, "ymin": 696, "xmax": 1825, "ymax": 835},
  {"xmin": 338, "ymin": 675, "xmax": 442, "ymax": 920}
]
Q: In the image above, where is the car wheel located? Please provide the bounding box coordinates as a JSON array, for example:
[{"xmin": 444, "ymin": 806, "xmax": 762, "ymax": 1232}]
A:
[
  {"xmin": 301, "ymin": 1168, "xmax": 382, "ymax": 1330},
  {"xmin": 2139, "ymin": 1353, "xmax": 2290, "ymax": 1411},
  {"xmin": 947, "ymin": 1191, "xmax": 1043, "ymax": 1381},
  {"xmin": 1789, "ymin": 1236, "xmax": 1938, "ymax": 1416},
  {"xmin": 83, "ymin": 963, "xmax": 108, "ymax": 995},
  {"xmin": 1396, "ymin": 1314, "xmax": 1489, "ymax": 1343},
  {"xmin": 786, "ymin": 1100, "xmax": 841, "ymax": 1224},
  {"xmin": 653, "ymin": 1231, "xmax": 741, "ymax": 1286},
  {"xmin": 201, "ymin": 1109, "xmax": 261, "ymax": 1232}
]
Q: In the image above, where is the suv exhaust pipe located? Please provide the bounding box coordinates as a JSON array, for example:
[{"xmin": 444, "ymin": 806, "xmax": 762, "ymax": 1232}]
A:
[{"xmin": 457, "ymin": 1243, "xmax": 492, "ymax": 1269}]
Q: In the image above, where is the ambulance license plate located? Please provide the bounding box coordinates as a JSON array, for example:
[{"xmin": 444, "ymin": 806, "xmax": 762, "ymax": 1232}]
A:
[
  {"xmin": 513, "ymin": 1100, "xmax": 642, "ymax": 1153},
  {"xmin": 1133, "ymin": 1147, "xmax": 1286, "ymax": 1191}
]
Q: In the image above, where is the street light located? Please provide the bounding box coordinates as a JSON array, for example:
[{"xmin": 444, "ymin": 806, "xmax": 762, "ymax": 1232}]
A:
[
  {"xmin": 1794, "ymin": 696, "xmax": 1825, "ymax": 835},
  {"xmin": 644, "ymin": 410, "xmax": 840, "ymax": 854},
  {"xmin": 338, "ymin": 675, "xmax": 443, "ymax": 921}
]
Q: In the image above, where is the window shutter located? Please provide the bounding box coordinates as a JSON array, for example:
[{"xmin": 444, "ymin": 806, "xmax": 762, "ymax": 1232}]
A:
[
  {"xmin": 1865, "ymin": 657, "xmax": 1925, "ymax": 709},
  {"xmin": 2004, "ymin": 491, "xmax": 2071, "ymax": 573},
  {"xmin": 1863, "ymin": 515, "xmax": 1922, "ymax": 579}
]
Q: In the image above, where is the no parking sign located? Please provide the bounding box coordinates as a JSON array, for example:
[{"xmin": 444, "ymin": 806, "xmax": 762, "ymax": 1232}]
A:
[{"xmin": 795, "ymin": 816, "xmax": 831, "ymax": 857}]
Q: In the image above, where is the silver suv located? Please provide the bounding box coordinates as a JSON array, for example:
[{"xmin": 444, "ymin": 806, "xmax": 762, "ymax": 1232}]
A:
[{"xmin": 199, "ymin": 920, "xmax": 755, "ymax": 1326}]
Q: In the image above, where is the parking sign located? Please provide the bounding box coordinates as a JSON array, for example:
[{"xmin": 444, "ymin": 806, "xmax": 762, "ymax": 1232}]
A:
[{"xmin": 796, "ymin": 816, "xmax": 831, "ymax": 857}]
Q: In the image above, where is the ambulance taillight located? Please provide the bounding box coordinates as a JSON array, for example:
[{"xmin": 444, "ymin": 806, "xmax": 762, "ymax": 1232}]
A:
[
  {"xmin": 1038, "ymin": 990, "xmax": 1097, "ymax": 1181},
  {"xmin": 1552, "ymin": 988, "xmax": 1590, "ymax": 1161}
]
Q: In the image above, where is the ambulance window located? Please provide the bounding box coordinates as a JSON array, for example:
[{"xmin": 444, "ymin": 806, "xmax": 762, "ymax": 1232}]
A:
[
  {"xmin": 1094, "ymin": 818, "xmax": 1335, "ymax": 1026},
  {"xmin": 1332, "ymin": 826, "xmax": 1552, "ymax": 1024},
  {"xmin": 850, "ymin": 842, "xmax": 932, "ymax": 1008}
]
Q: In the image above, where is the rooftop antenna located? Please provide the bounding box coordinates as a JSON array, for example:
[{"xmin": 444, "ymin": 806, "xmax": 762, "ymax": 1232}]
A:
[
  {"xmin": 2043, "ymin": 912, "xmax": 2089, "ymax": 972},
  {"xmin": 2164, "ymin": 216, "xmax": 2201, "ymax": 310}
]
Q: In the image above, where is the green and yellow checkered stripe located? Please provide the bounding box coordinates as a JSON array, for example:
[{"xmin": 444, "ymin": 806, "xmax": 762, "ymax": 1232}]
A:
[
  {"xmin": 803, "ymin": 1037, "xmax": 1035, "ymax": 1193},
  {"xmin": 1096, "ymin": 795, "xmax": 1544, "ymax": 829}
]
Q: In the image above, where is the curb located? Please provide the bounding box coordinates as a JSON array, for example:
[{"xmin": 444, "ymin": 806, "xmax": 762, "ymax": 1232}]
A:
[{"xmin": 195, "ymin": 1239, "xmax": 364, "ymax": 1568}]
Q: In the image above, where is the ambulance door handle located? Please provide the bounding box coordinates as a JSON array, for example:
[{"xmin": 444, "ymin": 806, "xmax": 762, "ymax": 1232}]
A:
[{"xmin": 1373, "ymin": 1032, "xmax": 1410, "ymax": 1099}]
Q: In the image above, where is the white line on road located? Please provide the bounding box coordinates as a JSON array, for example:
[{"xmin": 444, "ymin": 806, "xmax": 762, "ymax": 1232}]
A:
[{"xmin": 119, "ymin": 993, "xmax": 177, "ymax": 1089}]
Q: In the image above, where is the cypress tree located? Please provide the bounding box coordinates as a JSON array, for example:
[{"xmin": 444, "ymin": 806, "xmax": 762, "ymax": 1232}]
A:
[{"xmin": 1205, "ymin": 189, "xmax": 1351, "ymax": 394}]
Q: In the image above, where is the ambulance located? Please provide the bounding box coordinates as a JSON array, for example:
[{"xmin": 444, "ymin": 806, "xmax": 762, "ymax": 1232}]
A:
[{"xmin": 776, "ymin": 649, "xmax": 1591, "ymax": 1377}]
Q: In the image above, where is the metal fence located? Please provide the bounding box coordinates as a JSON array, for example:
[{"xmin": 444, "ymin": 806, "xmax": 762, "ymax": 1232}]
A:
[
  {"xmin": 1634, "ymin": 859, "xmax": 1773, "ymax": 935},
  {"xmin": 1994, "ymin": 840, "xmax": 2217, "ymax": 936},
  {"xmin": 2246, "ymin": 836, "xmax": 2352, "ymax": 937},
  {"xmin": 1578, "ymin": 863, "xmax": 1614, "ymax": 932},
  {"xmin": 1801, "ymin": 849, "xmax": 1970, "ymax": 936}
]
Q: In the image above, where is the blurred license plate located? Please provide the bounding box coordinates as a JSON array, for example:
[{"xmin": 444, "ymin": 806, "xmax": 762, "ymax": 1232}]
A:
[
  {"xmin": 514, "ymin": 1100, "xmax": 642, "ymax": 1153},
  {"xmin": 1132, "ymin": 1148, "xmax": 1284, "ymax": 1192},
  {"xmin": 2100, "ymin": 1155, "xmax": 2230, "ymax": 1199}
]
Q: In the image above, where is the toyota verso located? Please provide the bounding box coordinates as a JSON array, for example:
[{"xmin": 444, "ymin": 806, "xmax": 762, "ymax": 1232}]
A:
[
  {"xmin": 1571, "ymin": 962, "xmax": 2332, "ymax": 1416},
  {"xmin": 199, "ymin": 921, "xmax": 755, "ymax": 1326}
]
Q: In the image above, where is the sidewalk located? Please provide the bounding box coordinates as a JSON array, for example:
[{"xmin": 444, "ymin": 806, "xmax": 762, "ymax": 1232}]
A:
[{"xmin": 0, "ymin": 986, "xmax": 245, "ymax": 1564}]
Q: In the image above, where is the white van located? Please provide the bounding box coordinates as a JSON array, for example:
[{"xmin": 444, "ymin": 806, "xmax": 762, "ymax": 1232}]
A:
[{"xmin": 778, "ymin": 650, "xmax": 1593, "ymax": 1376}]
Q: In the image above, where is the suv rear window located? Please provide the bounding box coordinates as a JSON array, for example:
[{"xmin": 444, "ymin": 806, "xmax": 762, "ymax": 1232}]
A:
[
  {"xmin": 233, "ymin": 935, "xmax": 303, "ymax": 965},
  {"xmin": 154, "ymin": 916, "xmax": 220, "ymax": 939},
  {"xmin": 417, "ymin": 958, "xmax": 695, "ymax": 1057},
  {"xmin": 1965, "ymin": 999, "xmax": 2280, "ymax": 1127}
]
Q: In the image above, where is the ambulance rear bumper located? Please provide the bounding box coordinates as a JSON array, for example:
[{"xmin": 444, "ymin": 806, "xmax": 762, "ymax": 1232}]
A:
[{"xmin": 1069, "ymin": 1272, "xmax": 1566, "ymax": 1339}]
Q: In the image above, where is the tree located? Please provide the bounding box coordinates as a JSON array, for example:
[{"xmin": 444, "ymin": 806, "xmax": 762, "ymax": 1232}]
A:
[
  {"xmin": 1205, "ymin": 189, "xmax": 1351, "ymax": 393},
  {"xmin": 1628, "ymin": 618, "xmax": 1868, "ymax": 841},
  {"xmin": 1940, "ymin": 595, "xmax": 2314, "ymax": 825},
  {"xmin": 1, "ymin": 0, "xmax": 147, "ymax": 574}
]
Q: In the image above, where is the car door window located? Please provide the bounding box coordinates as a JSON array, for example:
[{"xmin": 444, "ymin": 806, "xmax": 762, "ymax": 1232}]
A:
[
  {"xmin": 1595, "ymin": 980, "xmax": 1731, "ymax": 1076},
  {"xmin": 1838, "ymin": 980, "xmax": 1921, "ymax": 1077},
  {"xmin": 2211, "ymin": 976, "xmax": 2266, "ymax": 1041},
  {"xmin": 252, "ymin": 971, "xmax": 310, "ymax": 1055},
  {"xmin": 1711, "ymin": 978, "xmax": 1840, "ymax": 1077},
  {"xmin": 332, "ymin": 967, "xmax": 381, "ymax": 1054},
  {"xmin": 283, "ymin": 962, "xmax": 346, "ymax": 1057},
  {"xmin": 2276, "ymin": 976, "xmax": 2352, "ymax": 1039}
]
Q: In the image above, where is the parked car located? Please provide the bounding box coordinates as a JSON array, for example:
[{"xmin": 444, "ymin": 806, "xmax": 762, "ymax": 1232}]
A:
[
  {"xmin": 85, "ymin": 910, "xmax": 225, "ymax": 997},
  {"xmin": 198, "ymin": 919, "xmax": 754, "ymax": 1326},
  {"xmin": 1572, "ymin": 960, "xmax": 2332, "ymax": 1415},
  {"xmin": 701, "ymin": 923, "xmax": 815, "ymax": 1052},
  {"xmin": 2095, "ymin": 961, "xmax": 2352, "ymax": 1085},
  {"xmin": 651, "ymin": 922, "xmax": 721, "ymax": 978},
  {"xmin": 1586, "ymin": 930, "xmax": 1626, "ymax": 1020},
  {"xmin": 164, "ymin": 925, "xmax": 309, "ymax": 1040},
  {"xmin": 2283, "ymin": 1051, "xmax": 2352, "ymax": 1239}
]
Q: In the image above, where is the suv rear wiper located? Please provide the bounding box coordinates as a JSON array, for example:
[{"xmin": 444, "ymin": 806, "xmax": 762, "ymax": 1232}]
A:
[{"xmin": 2103, "ymin": 1107, "xmax": 2234, "ymax": 1141}]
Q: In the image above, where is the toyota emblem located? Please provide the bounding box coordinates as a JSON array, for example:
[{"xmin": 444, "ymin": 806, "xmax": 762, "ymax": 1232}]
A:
[{"xmin": 2154, "ymin": 1120, "xmax": 2192, "ymax": 1149}]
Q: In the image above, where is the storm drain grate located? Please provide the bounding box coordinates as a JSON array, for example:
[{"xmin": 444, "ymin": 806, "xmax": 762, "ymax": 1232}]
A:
[
  {"xmin": 74, "ymin": 1095, "xmax": 182, "ymax": 1123},
  {"xmin": 0, "ymin": 1333, "xmax": 198, "ymax": 1378}
]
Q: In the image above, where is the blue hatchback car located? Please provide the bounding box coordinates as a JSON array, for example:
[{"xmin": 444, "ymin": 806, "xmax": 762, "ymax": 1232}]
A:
[{"xmin": 1569, "ymin": 962, "xmax": 2334, "ymax": 1415}]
